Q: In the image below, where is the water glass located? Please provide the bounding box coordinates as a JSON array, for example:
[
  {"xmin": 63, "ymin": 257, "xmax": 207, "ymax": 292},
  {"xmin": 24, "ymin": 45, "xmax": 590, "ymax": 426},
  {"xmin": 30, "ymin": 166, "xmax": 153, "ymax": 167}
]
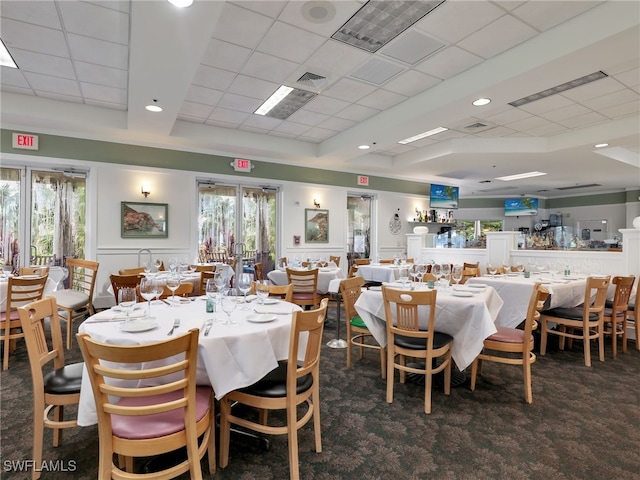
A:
[
  {"xmin": 256, "ymin": 280, "xmax": 270, "ymax": 305},
  {"xmin": 139, "ymin": 277, "xmax": 156, "ymax": 318},
  {"xmin": 118, "ymin": 287, "xmax": 137, "ymax": 323},
  {"xmin": 451, "ymin": 265, "xmax": 463, "ymax": 286},
  {"xmin": 221, "ymin": 288, "xmax": 238, "ymax": 325},
  {"xmin": 165, "ymin": 273, "xmax": 181, "ymax": 305}
]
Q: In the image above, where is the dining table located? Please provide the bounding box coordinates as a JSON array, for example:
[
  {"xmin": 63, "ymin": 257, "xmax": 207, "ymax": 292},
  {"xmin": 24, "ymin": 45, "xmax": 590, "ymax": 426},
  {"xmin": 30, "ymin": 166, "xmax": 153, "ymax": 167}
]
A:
[
  {"xmin": 267, "ymin": 266, "xmax": 345, "ymax": 294},
  {"xmin": 0, "ymin": 274, "xmax": 59, "ymax": 313},
  {"xmin": 466, "ymin": 273, "xmax": 589, "ymax": 328},
  {"xmin": 356, "ymin": 263, "xmax": 403, "ymax": 284},
  {"xmin": 77, "ymin": 296, "xmax": 304, "ymax": 426},
  {"xmin": 354, "ymin": 282, "xmax": 504, "ymax": 371}
]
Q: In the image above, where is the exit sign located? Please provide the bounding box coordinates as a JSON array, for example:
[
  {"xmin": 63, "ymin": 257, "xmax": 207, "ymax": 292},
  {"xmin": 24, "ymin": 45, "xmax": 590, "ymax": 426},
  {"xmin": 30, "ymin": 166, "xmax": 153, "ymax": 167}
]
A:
[
  {"xmin": 12, "ymin": 133, "xmax": 39, "ymax": 150},
  {"xmin": 232, "ymin": 158, "xmax": 252, "ymax": 172},
  {"xmin": 357, "ymin": 175, "xmax": 369, "ymax": 186}
]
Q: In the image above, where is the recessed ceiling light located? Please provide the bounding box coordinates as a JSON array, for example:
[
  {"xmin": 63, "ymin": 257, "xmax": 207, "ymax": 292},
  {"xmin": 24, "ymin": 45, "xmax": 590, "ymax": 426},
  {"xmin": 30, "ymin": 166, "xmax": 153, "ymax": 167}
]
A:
[
  {"xmin": 495, "ymin": 171, "xmax": 547, "ymax": 181},
  {"xmin": 255, "ymin": 85, "xmax": 316, "ymax": 120},
  {"xmin": 473, "ymin": 98, "xmax": 491, "ymax": 106},
  {"xmin": 594, "ymin": 143, "xmax": 609, "ymax": 148},
  {"xmin": 255, "ymin": 86, "xmax": 294, "ymax": 116},
  {"xmin": 167, "ymin": 0, "xmax": 193, "ymax": 7},
  {"xmin": 358, "ymin": 145, "xmax": 370, "ymax": 150},
  {"xmin": 145, "ymin": 103, "xmax": 163, "ymax": 113},
  {"xmin": 398, "ymin": 127, "xmax": 448, "ymax": 145},
  {"xmin": 0, "ymin": 38, "xmax": 18, "ymax": 68}
]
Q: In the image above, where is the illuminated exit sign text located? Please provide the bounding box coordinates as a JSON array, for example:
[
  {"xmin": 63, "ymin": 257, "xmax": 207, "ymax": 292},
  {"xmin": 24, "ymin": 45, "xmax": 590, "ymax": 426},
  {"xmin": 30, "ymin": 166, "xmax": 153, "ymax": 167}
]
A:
[{"xmin": 12, "ymin": 133, "xmax": 39, "ymax": 150}]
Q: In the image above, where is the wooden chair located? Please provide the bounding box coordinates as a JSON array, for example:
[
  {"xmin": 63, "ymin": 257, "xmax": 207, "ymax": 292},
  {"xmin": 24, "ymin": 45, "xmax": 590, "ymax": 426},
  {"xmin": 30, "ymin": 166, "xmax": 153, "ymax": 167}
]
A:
[
  {"xmin": 77, "ymin": 329, "xmax": 215, "ymax": 479},
  {"xmin": 1, "ymin": 275, "xmax": 48, "ymax": 370},
  {"xmin": 329, "ymin": 255, "xmax": 341, "ymax": 267},
  {"xmin": 51, "ymin": 258, "xmax": 99, "ymax": 349},
  {"xmin": 348, "ymin": 264, "xmax": 359, "ymax": 278},
  {"xmin": 268, "ymin": 283, "xmax": 294, "ymax": 302},
  {"xmin": 460, "ymin": 268, "xmax": 479, "ymax": 284},
  {"xmin": 160, "ymin": 282, "xmax": 194, "ymax": 299},
  {"xmin": 470, "ymin": 284, "xmax": 549, "ymax": 404},
  {"xmin": 340, "ymin": 276, "xmax": 385, "ymax": 378},
  {"xmin": 602, "ymin": 275, "xmax": 635, "ymax": 358},
  {"xmin": 381, "ymin": 286, "xmax": 453, "ymax": 414},
  {"xmin": 286, "ymin": 267, "xmax": 319, "ymax": 309},
  {"xmin": 353, "ymin": 258, "xmax": 370, "ymax": 266},
  {"xmin": 199, "ymin": 270, "xmax": 216, "ymax": 296},
  {"xmin": 109, "ymin": 273, "xmax": 144, "ymax": 304},
  {"xmin": 19, "ymin": 266, "xmax": 50, "ymax": 276},
  {"xmin": 193, "ymin": 264, "xmax": 214, "ymax": 272},
  {"xmin": 463, "ymin": 262, "xmax": 479, "ymax": 271},
  {"xmin": 118, "ymin": 267, "xmax": 146, "ymax": 275},
  {"xmin": 18, "ymin": 297, "xmax": 82, "ymax": 480},
  {"xmin": 379, "ymin": 259, "xmax": 394, "ymax": 264},
  {"xmin": 627, "ymin": 288, "xmax": 639, "ymax": 350},
  {"xmin": 253, "ymin": 262, "xmax": 264, "ymax": 281},
  {"xmin": 540, "ymin": 276, "xmax": 611, "ymax": 367},
  {"xmin": 219, "ymin": 299, "xmax": 328, "ymax": 480}
]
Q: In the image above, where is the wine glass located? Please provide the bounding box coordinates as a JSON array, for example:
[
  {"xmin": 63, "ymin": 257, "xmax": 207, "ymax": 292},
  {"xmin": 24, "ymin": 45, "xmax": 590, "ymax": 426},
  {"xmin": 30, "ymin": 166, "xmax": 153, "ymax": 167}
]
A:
[
  {"xmin": 118, "ymin": 287, "xmax": 137, "ymax": 323},
  {"xmin": 139, "ymin": 277, "xmax": 156, "ymax": 318},
  {"xmin": 168, "ymin": 257, "xmax": 178, "ymax": 273},
  {"xmin": 410, "ymin": 264, "xmax": 420, "ymax": 284},
  {"xmin": 441, "ymin": 263, "xmax": 451, "ymax": 288},
  {"xmin": 154, "ymin": 257, "xmax": 163, "ymax": 273},
  {"xmin": 488, "ymin": 264, "xmax": 497, "ymax": 277},
  {"xmin": 451, "ymin": 265, "xmax": 463, "ymax": 287},
  {"xmin": 237, "ymin": 273, "xmax": 252, "ymax": 309},
  {"xmin": 221, "ymin": 288, "xmax": 238, "ymax": 325},
  {"xmin": 142, "ymin": 261, "xmax": 151, "ymax": 276},
  {"xmin": 516, "ymin": 263, "xmax": 525, "ymax": 275},
  {"xmin": 256, "ymin": 280, "xmax": 270, "ymax": 305},
  {"xmin": 153, "ymin": 279, "xmax": 164, "ymax": 305},
  {"xmin": 417, "ymin": 263, "xmax": 427, "ymax": 283},
  {"xmin": 165, "ymin": 273, "xmax": 181, "ymax": 305},
  {"xmin": 431, "ymin": 264, "xmax": 442, "ymax": 286},
  {"xmin": 398, "ymin": 267, "xmax": 410, "ymax": 289}
]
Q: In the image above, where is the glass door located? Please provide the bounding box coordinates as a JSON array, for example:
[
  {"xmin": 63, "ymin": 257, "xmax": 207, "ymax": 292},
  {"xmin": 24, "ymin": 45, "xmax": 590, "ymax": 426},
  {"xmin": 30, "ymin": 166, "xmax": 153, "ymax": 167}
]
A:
[
  {"xmin": 347, "ymin": 194, "xmax": 372, "ymax": 268},
  {"xmin": 0, "ymin": 168, "xmax": 21, "ymax": 273},
  {"xmin": 198, "ymin": 183, "xmax": 277, "ymax": 275}
]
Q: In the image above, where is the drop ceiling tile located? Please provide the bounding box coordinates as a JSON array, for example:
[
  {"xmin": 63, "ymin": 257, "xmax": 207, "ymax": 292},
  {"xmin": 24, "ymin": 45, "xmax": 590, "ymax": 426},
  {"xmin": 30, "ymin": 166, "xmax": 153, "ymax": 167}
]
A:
[
  {"xmin": 517, "ymin": 94, "xmax": 574, "ymax": 115},
  {"xmin": 238, "ymin": 124, "xmax": 270, "ymax": 135},
  {"xmin": 208, "ymin": 107, "xmax": 250, "ymax": 124},
  {"xmin": 383, "ymin": 69, "xmax": 440, "ymax": 97},
  {"xmin": 205, "ymin": 119, "xmax": 240, "ymax": 129},
  {"xmin": 301, "ymin": 126, "xmax": 336, "ymax": 141},
  {"xmin": 84, "ymin": 97, "xmax": 126, "ymax": 109},
  {"xmin": 81, "ymin": 82, "xmax": 126, "ymax": 104},
  {"xmin": 415, "ymin": 45, "xmax": 483, "ymax": 80},
  {"xmin": 1, "ymin": 18, "xmax": 69, "ymax": 57},
  {"xmin": 357, "ymin": 89, "xmax": 406, "ymax": 110},
  {"xmin": 405, "ymin": 137, "xmax": 438, "ymax": 149},
  {"xmin": 474, "ymin": 125, "xmax": 517, "ymax": 137},
  {"xmin": 511, "ymin": 1, "xmax": 600, "ymax": 32},
  {"xmin": 457, "ymin": 15, "xmax": 537, "ymax": 59},
  {"xmin": 335, "ymin": 103, "xmax": 380, "ymax": 122},
  {"xmin": 484, "ymin": 107, "xmax": 532, "ymax": 125},
  {"xmin": 75, "ymin": 61, "xmax": 127, "ymax": 89},
  {"xmin": 303, "ymin": 95, "xmax": 350, "ymax": 116},
  {"xmin": 504, "ymin": 115, "xmax": 548, "ymax": 132},
  {"xmin": 0, "ymin": 68, "xmax": 30, "ymax": 88},
  {"xmin": 9, "ymin": 48, "xmax": 75, "ymax": 78},
  {"xmin": 317, "ymin": 116, "xmax": 355, "ymax": 132},
  {"xmin": 67, "ymin": 33, "xmax": 128, "ymax": 70},
  {"xmin": 272, "ymin": 121, "xmax": 311, "ymax": 136},
  {"xmin": 286, "ymin": 109, "xmax": 330, "ymax": 127},
  {"xmin": 599, "ymin": 101, "xmax": 640, "ymax": 119},
  {"xmin": 240, "ymin": 51, "xmax": 298, "ymax": 84},
  {"xmin": 36, "ymin": 91, "xmax": 84, "ymax": 103},
  {"xmin": 59, "ymin": 1, "xmax": 129, "ymax": 45},
  {"xmin": 523, "ymin": 122, "xmax": 568, "ymax": 136},
  {"xmin": 211, "ymin": 3, "xmax": 274, "ymax": 49},
  {"xmin": 23, "ymin": 71, "xmax": 81, "ymax": 97},
  {"xmin": 414, "ymin": 0, "xmax": 504, "ymax": 44},
  {"xmin": 557, "ymin": 111, "xmax": 608, "ymax": 129},
  {"xmin": 228, "ymin": 74, "xmax": 279, "ymax": 101},
  {"xmin": 231, "ymin": 0, "xmax": 286, "ymax": 18},
  {"xmin": 323, "ymin": 77, "xmax": 377, "ymax": 102},
  {"xmin": 613, "ymin": 66, "xmax": 640, "ymax": 88},
  {"xmin": 192, "ymin": 65, "xmax": 236, "ymax": 91},
  {"xmin": 178, "ymin": 101, "xmax": 214, "ymax": 119},
  {"xmin": 379, "ymin": 30, "xmax": 445, "ymax": 66},
  {"xmin": 1, "ymin": 85, "xmax": 33, "ymax": 95},
  {"xmin": 582, "ymin": 88, "xmax": 639, "ymax": 111},
  {"xmin": 258, "ymin": 21, "xmax": 325, "ymax": 63},
  {"xmin": 217, "ymin": 93, "xmax": 262, "ymax": 114},
  {"xmin": 269, "ymin": 130, "xmax": 297, "ymax": 139},
  {"xmin": 540, "ymin": 103, "xmax": 592, "ymax": 122},
  {"xmin": 0, "ymin": 0, "xmax": 61, "ymax": 28},
  {"xmin": 242, "ymin": 114, "xmax": 283, "ymax": 130},
  {"xmin": 304, "ymin": 40, "xmax": 370, "ymax": 78},
  {"xmin": 185, "ymin": 85, "xmax": 223, "ymax": 106},
  {"xmin": 201, "ymin": 39, "xmax": 252, "ymax": 72},
  {"xmin": 560, "ymin": 77, "xmax": 625, "ymax": 103},
  {"xmin": 89, "ymin": 1, "xmax": 130, "ymax": 14},
  {"xmin": 349, "ymin": 57, "xmax": 405, "ymax": 86}
]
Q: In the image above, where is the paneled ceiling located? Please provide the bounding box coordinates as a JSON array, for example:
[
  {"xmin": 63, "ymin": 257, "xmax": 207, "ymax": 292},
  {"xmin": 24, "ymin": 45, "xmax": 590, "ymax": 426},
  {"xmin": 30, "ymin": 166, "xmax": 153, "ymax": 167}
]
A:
[{"xmin": 1, "ymin": 0, "xmax": 639, "ymax": 198}]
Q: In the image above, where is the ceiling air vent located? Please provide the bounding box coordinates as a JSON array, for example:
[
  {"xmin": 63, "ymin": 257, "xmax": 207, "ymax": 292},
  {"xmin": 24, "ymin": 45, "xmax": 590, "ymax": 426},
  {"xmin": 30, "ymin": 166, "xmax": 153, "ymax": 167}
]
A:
[
  {"xmin": 556, "ymin": 183, "xmax": 602, "ymax": 191},
  {"xmin": 466, "ymin": 122, "xmax": 488, "ymax": 129},
  {"xmin": 296, "ymin": 72, "xmax": 327, "ymax": 89}
]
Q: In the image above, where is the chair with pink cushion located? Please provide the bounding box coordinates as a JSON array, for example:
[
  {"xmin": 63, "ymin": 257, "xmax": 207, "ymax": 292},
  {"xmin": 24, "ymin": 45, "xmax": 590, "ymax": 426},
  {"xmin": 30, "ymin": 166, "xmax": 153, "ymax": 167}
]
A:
[
  {"xmin": 286, "ymin": 267, "xmax": 319, "ymax": 309},
  {"xmin": 76, "ymin": 329, "xmax": 215, "ymax": 479},
  {"xmin": 470, "ymin": 283, "xmax": 549, "ymax": 404}
]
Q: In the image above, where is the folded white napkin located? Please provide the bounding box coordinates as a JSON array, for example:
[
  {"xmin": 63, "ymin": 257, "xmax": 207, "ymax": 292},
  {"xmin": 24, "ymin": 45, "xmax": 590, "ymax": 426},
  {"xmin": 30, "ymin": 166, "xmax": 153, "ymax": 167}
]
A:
[
  {"xmin": 253, "ymin": 303, "xmax": 295, "ymax": 315},
  {"xmin": 87, "ymin": 307, "xmax": 147, "ymax": 322}
]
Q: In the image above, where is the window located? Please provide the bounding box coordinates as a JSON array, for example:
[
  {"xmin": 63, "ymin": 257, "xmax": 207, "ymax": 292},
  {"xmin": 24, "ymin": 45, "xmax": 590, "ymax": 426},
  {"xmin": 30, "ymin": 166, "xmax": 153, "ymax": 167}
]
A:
[{"xmin": 347, "ymin": 195, "xmax": 372, "ymax": 265}]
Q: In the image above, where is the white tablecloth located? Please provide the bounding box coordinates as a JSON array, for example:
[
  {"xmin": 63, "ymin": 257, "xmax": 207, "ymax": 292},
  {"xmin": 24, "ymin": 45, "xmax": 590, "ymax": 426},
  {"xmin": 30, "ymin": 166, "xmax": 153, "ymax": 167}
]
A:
[
  {"xmin": 355, "ymin": 284, "xmax": 503, "ymax": 370},
  {"xmin": 356, "ymin": 264, "xmax": 402, "ymax": 283},
  {"xmin": 77, "ymin": 298, "xmax": 303, "ymax": 426},
  {"xmin": 466, "ymin": 274, "xmax": 588, "ymax": 328},
  {"xmin": 267, "ymin": 267, "xmax": 345, "ymax": 294},
  {"xmin": 0, "ymin": 276, "xmax": 58, "ymax": 313}
]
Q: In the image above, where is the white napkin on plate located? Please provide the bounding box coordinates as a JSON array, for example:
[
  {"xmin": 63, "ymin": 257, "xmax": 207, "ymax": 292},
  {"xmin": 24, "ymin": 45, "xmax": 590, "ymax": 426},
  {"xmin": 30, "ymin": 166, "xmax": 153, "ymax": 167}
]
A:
[
  {"xmin": 86, "ymin": 307, "xmax": 147, "ymax": 322},
  {"xmin": 253, "ymin": 303, "xmax": 296, "ymax": 315}
]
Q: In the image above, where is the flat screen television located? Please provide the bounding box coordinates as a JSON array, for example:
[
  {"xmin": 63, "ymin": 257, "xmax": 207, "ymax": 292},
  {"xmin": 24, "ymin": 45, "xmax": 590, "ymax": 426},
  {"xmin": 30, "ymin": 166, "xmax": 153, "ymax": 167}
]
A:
[
  {"xmin": 429, "ymin": 184, "xmax": 459, "ymax": 209},
  {"xmin": 504, "ymin": 198, "xmax": 538, "ymax": 216}
]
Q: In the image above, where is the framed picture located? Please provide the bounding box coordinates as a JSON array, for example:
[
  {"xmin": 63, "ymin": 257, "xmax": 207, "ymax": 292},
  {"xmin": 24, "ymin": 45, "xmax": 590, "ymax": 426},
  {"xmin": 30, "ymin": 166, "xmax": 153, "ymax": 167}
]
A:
[
  {"xmin": 305, "ymin": 208, "xmax": 329, "ymax": 243},
  {"xmin": 121, "ymin": 201, "xmax": 168, "ymax": 238}
]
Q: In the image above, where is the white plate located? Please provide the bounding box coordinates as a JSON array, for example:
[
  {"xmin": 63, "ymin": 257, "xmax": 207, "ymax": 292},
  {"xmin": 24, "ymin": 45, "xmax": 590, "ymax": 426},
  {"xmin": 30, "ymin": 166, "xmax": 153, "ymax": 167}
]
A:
[
  {"xmin": 452, "ymin": 290, "xmax": 474, "ymax": 297},
  {"xmin": 262, "ymin": 298, "xmax": 279, "ymax": 305},
  {"xmin": 466, "ymin": 284, "xmax": 486, "ymax": 289},
  {"xmin": 246, "ymin": 314, "xmax": 277, "ymax": 323},
  {"xmin": 120, "ymin": 320, "xmax": 158, "ymax": 332}
]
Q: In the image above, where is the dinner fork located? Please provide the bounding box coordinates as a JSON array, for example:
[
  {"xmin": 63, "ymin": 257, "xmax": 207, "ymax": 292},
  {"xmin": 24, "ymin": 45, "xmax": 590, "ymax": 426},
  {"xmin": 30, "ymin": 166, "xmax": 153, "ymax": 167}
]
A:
[{"xmin": 167, "ymin": 318, "xmax": 180, "ymax": 336}]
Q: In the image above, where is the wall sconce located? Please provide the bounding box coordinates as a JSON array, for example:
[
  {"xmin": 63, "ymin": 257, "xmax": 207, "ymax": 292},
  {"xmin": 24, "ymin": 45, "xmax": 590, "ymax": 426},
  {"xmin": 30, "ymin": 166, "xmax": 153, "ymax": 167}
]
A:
[
  {"xmin": 141, "ymin": 184, "xmax": 151, "ymax": 198},
  {"xmin": 313, "ymin": 199, "xmax": 321, "ymax": 209}
]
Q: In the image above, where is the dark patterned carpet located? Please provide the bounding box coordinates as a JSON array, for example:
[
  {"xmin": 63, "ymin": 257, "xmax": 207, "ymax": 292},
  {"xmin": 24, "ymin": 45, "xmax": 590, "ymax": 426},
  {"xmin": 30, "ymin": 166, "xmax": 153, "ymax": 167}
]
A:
[{"xmin": 2, "ymin": 305, "xmax": 639, "ymax": 480}]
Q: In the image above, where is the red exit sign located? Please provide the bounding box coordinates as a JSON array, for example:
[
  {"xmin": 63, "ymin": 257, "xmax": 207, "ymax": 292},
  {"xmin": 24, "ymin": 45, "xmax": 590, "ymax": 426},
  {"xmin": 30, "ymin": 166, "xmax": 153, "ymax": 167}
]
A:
[
  {"xmin": 12, "ymin": 133, "xmax": 39, "ymax": 150},
  {"xmin": 357, "ymin": 175, "xmax": 369, "ymax": 186},
  {"xmin": 232, "ymin": 158, "xmax": 252, "ymax": 172}
]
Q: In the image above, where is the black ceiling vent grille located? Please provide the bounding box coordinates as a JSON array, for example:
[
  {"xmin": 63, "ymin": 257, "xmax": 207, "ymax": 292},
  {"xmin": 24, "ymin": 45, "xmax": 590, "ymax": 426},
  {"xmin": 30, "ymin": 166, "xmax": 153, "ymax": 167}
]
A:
[
  {"xmin": 296, "ymin": 72, "xmax": 327, "ymax": 89},
  {"xmin": 556, "ymin": 183, "xmax": 602, "ymax": 190},
  {"xmin": 465, "ymin": 122, "xmax": 488, "ymax": 129}
]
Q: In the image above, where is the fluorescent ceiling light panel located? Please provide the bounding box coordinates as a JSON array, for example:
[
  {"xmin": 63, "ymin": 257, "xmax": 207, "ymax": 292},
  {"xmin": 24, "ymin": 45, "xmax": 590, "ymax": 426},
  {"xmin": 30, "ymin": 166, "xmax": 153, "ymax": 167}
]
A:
[
  {"xmin": 255, "ymin": 86, "xmax": 294, "ymax": 116},
  {"xmin": 255, "ymin": 86, "xmax": 317, "ymax": 120},
  {"xmin": 495, "ymin": 171, "xmax": 547, "ymax": 181},
  {"xmin": 332, "ymin": 0, "xmax": 445, "ymax": 53},
  {"xmin": 167, "ymin": 0, "xmax": 193, "ymax": 7},
  {"xmin": 398, "ymin": 126, "xmax": 448, "ymax": 145},
  {"xmin": 0, "ymin": 38, "xmax": 17, "ymax": 68},
  {"xmin": 509, "ymin": 71, "xmax": 608, "ymax": 107}
]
